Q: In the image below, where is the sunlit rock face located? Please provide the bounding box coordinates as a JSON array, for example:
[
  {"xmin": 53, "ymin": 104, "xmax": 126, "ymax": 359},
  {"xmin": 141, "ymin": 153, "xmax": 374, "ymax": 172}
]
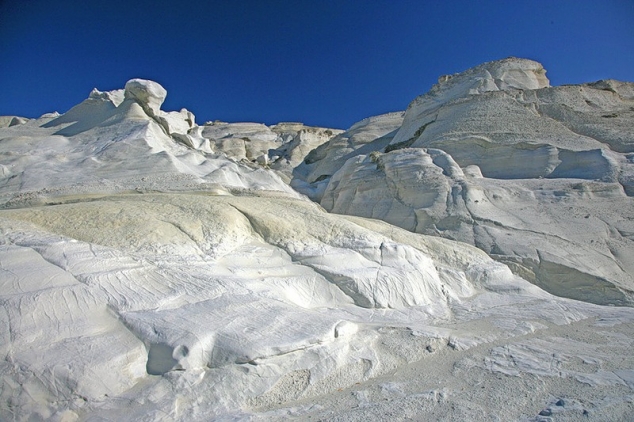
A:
[
  {"xmin": 306, "ymin": 58, "xmax": 634, "ymax": 306},
  {"xmin": 0, "ymin": 79, "xmax": 304, "ymax": 205},
  {"xmin": 2, "ymin": 63, "xmax": 634, "ymax": 421},
  {"xmin": 391, "ymin": 57, "xmax": 550, "ymax": 150},
  {"xmin": 201, "ymin": 120, "xmax": 342, "ymax": 184},
  {"xmin": 292, "ymin": 111, "xmax": 405, "ymax": 201},
  {"xmin": 124, "ymin": 78, "xmax": 167, "ymax": 117}
]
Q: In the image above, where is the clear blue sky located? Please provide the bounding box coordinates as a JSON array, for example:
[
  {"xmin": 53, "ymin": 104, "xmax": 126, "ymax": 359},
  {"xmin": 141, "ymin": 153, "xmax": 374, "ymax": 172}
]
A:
[{"xmin": 1, "ymin": 0, "xmax": 632, "ymax": 129}]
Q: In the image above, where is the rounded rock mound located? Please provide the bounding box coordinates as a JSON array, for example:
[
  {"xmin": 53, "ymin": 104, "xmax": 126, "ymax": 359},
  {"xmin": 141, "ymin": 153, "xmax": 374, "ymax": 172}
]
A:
[{"xmin": 124, "ymin": 78, "xmax": 167, "ymax": 116}]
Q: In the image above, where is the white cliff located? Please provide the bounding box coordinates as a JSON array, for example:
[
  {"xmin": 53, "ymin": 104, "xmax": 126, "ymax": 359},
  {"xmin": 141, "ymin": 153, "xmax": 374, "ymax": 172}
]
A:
[
  {"xmin": 310, "ymin": 58, "xmax": 634, "ymax": 306},
  {"xmin": 1, "ymin": 67, "xmax": 634, "ymax": 421}
]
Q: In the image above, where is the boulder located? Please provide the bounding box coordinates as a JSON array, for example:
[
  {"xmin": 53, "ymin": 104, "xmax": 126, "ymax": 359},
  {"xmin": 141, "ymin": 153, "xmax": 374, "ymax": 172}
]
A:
[{"xmin": 123, "ymin": 78, "xmax": 167, "ymax": 117}]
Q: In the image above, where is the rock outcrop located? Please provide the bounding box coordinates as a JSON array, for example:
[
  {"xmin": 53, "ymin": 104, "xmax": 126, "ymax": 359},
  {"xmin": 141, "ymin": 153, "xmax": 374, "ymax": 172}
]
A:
[
  {"xmin": 202, "ymin": 120, "xmax": 342, "ymax": 183},
  {"xmin": 2, "ymin": 62, "xmax": 634, "ymax": 421},
  {"xmin": 292, "ymin": 111, "xmax": 405, "ymax": 201},
  {"xmin": 0, "ymin": 79, "xmax": 302, "ymax": 207},
  {"xmin": 0, "ymin": 83, "xmax": 554, "ymax": 417},
  {"xmin": 300, "ymin": 58, "xmax": 634, "ymax": 306},
  {"xmin": 123, "ymin": 78, "xmax": 167, "ymax": 117}
]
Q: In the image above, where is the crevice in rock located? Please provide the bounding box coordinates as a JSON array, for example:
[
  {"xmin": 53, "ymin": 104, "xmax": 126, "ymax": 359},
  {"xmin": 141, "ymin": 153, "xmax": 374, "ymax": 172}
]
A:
[{"xmin": 384, "ymin": 120, "xmax": 435, "ymax": 153}]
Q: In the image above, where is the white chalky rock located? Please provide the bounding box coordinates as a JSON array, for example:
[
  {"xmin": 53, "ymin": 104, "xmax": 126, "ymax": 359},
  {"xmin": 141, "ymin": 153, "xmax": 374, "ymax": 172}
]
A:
[
  {"xmin": 2, "ymin": 61, "xmax": 634, "ymax": 421},
  {"xmin": 124, "ymin": 78, "xmax": 167, "ymax": 117},
  {"xmin": 304, "ymin": 58, "xmax": 634, "ymax": 306},
  {"xmin": 389, "ymin": 57, "xmax": 550, "ymax": 149}
]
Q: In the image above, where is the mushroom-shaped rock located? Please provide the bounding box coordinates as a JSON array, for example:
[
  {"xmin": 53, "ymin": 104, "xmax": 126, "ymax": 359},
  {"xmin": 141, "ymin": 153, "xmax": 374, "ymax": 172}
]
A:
[{"xmin": 124, "ymin": 79, "xmax": 167, "ymax": 117}]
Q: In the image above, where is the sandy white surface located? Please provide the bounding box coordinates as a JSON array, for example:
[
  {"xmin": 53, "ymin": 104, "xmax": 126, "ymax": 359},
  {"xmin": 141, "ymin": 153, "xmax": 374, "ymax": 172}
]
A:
[{"xmin": 1, "ymin": 61, "xmax": 633, "ymax": 421}]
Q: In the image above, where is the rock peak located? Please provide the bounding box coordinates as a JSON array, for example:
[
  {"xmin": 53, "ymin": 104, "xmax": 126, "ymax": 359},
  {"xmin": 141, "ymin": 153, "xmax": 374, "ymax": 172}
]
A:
[
  {"xmin": 392, "ymin": 58, "xmax": 551, "ymax": 147},
  {"xmin": 124, "ymin": 78, "xmax": 167, "ymax": 117},
  {"xmin": 431, "ymin": 57, "xmax": 550, "ymax": 98}
]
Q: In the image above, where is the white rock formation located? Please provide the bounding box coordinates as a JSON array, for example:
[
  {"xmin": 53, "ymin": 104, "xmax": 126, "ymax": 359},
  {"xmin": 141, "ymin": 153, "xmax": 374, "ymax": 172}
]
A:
[
  {"xmin": 0, "ymin": 115, "xmax": 29, "ymax": 127},
  {"xmin": 123, "ymin": 78, "xmax": 167, "ymax": 117},
  {"xmin": 1, "ymin": 67, "xmax": 634, "ymax": 421},
  {"xmin": 0, "ymin": 79, "xmax": 299, "ymax": 207},
  {"xmin": 201, "ymin": 120, "xmax": 342, "ymax": 183},
  {"xmin": 309, "ymin": 58, "xmax": 634, "ymax": 306},
  {"xmin": 390, "ymin": 57, "xmax": 550, "ymax": 149},
  {"xmin": 292, "ymin": 111, "xmax": 405, "ymax": 201}
]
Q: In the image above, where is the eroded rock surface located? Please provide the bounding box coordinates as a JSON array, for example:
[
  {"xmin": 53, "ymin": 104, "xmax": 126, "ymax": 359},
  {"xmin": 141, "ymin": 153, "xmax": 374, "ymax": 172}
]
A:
[
  {"xmin": 2, "ymin": 65, "xmax": 634, "ymax": 421},
  {"xmin": 303, "ymin": 58, "xmax": 634, "ymax": 306}
]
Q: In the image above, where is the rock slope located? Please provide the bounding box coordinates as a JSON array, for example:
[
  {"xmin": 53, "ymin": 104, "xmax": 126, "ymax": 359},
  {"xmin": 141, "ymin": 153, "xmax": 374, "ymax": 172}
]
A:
[
  {"xmin": 0, "ymin": 79, "xmax": 340, "ymax": 207},
  {"xmin": 1, "ymin": 66, "xmax": 634, "ymax": 421},
  {"xmin": 301, "ymin": 58, "xmax": 634, "ymax": 306}
]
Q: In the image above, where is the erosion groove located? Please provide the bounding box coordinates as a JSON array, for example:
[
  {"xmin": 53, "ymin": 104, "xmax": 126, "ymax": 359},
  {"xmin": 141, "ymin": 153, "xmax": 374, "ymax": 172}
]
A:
[{"xmin": 384, "ymin": 119, "xmax": 434, "ymax": 153}]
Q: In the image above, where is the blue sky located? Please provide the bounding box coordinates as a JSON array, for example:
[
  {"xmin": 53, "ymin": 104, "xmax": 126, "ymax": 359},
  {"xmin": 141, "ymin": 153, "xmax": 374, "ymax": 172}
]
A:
[{"xmin": 1, "ymin": 0, "xmax": 632, "ymax": 129}]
